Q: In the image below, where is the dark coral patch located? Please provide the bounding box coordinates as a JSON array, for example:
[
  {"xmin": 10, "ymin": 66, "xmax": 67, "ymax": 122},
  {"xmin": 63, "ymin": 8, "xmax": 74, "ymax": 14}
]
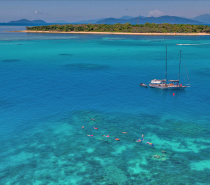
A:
[{"xmin": 59, "ymin": 53, "xmax": 73, "ymax": 56}]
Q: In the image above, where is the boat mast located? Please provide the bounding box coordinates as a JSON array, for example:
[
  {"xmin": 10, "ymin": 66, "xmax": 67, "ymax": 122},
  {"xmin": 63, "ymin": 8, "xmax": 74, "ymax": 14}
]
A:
[
  {"xmin": 165, "ymin": 45, "xmax": 167, "ymax": 81},
  {"xmin": 178, "ymin": 50, "xmax": 181, "ymax": 82}
]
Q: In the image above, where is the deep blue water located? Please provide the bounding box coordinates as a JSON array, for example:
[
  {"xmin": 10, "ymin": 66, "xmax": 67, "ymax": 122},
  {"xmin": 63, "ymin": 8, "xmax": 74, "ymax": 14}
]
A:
[{"xmin": 0, "ymin": 26, "xmax": 210, "ymax": 185}]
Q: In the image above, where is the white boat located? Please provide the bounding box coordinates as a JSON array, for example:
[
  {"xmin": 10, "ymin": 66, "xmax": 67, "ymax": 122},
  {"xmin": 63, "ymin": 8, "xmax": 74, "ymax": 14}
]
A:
[
  {"xmin": 149, "ymin": 46, "xmax": 189, "ymax": 90},
  {"xmin": 149, "ymin": 79, "xmax": 167, "ymax": 89}
]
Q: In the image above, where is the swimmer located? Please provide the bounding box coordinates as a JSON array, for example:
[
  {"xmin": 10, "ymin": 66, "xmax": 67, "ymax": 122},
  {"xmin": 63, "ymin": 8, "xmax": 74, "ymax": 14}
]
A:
[
  {"xmin": 90, "ymin": 118, "xmax": 95, "ymax": 121},
  {"xmin": 146, "ymin": 142, "xmax": 153, "ymax": 146},
  {"xmin": 142, "ymin": 134, "xmax": 144, "ymax": 138},
  {"xmin": 136, "ymin": 139, "xmax": 141, "ymax": 142},
  {"xmin": 94, "ymin": 127, "xmax": 98, "ymax": 130},
  {"xmin": 82, "ymin": 126, "xmax": 84, "ymax": 129},
  {"xmin": 102, "ymin": 135, "xmax": 110, "ymax": 137},
  {"xmin": 115, "ymin": 138, "xmax": 120, "ymax": 141},
  {"xmin": 122, "ymin": 132, "xmax": 127, "ymax": 134},
  {"xmin": 87, "ymin": 135, "xmax": 94, "ymax": 137}
]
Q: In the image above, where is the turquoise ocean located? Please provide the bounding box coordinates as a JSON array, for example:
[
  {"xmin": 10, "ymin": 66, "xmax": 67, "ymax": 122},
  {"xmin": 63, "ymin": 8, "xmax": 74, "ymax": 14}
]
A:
[{"xmin": 0, "ymin": 26, "xmax": 210, "ymax": 185}]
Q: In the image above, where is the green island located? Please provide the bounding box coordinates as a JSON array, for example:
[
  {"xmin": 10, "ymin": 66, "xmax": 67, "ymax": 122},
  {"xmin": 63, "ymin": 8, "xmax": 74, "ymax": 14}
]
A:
[{"xmin": 26, "ymin": 23, "xmax": 210, "ymax": 33}]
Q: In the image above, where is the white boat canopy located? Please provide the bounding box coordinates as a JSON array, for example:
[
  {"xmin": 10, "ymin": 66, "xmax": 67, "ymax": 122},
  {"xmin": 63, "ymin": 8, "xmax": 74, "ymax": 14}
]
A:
[{"xmin": 150, "ymin": 79, "xmax": 166, "ymax": 84}]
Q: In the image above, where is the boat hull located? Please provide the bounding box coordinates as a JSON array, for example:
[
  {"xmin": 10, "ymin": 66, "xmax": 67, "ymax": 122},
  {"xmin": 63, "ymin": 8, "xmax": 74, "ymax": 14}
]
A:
[
  {"xmin": 149, "ymin": 84, "xmax": 187, "ymax": 90},
  {"xmin": 167, "ymin": 86, "xmax": 187, "ymax": 90}
]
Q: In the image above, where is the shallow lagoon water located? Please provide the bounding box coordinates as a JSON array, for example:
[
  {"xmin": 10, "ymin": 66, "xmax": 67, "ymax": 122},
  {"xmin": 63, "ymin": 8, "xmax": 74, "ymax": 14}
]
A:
[{"xmin": 0, "ymin": 26, "xmax": 210, "ymax": 184}]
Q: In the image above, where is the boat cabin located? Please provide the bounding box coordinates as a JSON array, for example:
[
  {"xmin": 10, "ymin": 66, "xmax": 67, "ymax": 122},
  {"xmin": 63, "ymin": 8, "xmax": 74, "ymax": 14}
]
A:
[
  {"xmin": 168, "ymin": 80, "xmax": 182, "ymax": 87},
  {"xmin": 149, "ymin": 79, "xmax": 167, "ymax": 88}
]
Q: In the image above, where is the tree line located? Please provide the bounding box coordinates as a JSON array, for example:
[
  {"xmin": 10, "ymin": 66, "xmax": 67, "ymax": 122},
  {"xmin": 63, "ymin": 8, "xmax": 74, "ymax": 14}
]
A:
[{"xmin": 26, "ymin": 23, "xmax": 210, "ymax": 33}]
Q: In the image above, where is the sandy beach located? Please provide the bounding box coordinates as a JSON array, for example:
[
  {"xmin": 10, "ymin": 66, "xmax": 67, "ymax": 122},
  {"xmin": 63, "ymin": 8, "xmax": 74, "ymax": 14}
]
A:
[{"xmin": 11, "ymin": 30, "xmax": 210, "ymax": 36}]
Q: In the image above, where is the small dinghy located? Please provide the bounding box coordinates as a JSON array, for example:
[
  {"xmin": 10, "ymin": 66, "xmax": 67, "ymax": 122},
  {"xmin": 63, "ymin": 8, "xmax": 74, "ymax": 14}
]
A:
[{"xmin": 140, "ymin": 83, "xmax": 148, "ymax": 87}]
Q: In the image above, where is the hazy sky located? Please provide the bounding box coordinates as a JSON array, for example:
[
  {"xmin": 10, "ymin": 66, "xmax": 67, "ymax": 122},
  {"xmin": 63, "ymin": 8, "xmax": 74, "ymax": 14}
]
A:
[{"xmin": 0, "ymin": 0, "xmax": 210, "ymax": 22}]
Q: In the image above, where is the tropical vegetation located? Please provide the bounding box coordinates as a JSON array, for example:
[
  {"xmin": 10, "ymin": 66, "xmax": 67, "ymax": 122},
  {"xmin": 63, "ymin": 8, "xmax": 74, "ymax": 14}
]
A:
[{"xmin": 26, "ymin": 23, "xmax": 210, "ymax": 33}]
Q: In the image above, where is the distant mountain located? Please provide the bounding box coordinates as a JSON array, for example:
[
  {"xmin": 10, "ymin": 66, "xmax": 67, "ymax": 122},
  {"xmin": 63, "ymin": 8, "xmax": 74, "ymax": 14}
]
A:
[
  {"xmin": 0, "ymin": 19, "xmax": 47, "ymax": 25},
  {"xmin": 1, "ymin": 16, "xmax": 204, "ymax": 26},
  {"xmin": 96, "ymin": 16, "xmax": 201, "ymax": 24},
  {"xmin": 71, "ymin": 18, "xmax": 105, "ymax": 24},
  {"xmin": 96, "ymin": 18, "xmax": 129, "ymax": 24},
  {"xmin": 120, "ymin": 16, "xmax": 135, "ymax": 20},
  {"xmin": 9, "ymin": 19, "xmax": 47, "ymax": 24},
  {"xmin": 192, "ymin": 14, "xmax": 210, "ymax": 24},
  {"xmin": 53, "ymin": 20, "xmax": 70, "ymax": 24},
  {"xmin": 119, "ymin": 15, "xmax": 145, "ymax": 20},
  {"xmin": 71, "ymin": 16, "xmax": 144, "ymax": 24}
]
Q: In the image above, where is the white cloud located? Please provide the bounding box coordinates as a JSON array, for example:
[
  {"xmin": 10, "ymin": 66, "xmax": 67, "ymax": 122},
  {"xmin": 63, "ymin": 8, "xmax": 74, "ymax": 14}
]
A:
[
  {"xmin": 34, "ymin": 11, "xmax": 44, "ymax": 15},
  {"xmin": 148, "ymin": 10, "xmax": 164, "ymax": 17}
]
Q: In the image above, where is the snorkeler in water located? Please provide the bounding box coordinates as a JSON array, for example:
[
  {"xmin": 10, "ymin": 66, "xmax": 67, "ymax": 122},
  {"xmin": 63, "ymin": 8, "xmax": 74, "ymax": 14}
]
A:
[
  {"xmin": 136, "ymin": 139, "xmax": 141, "ymax": 142},
  {"xmin": 146, "ymin": 142, "xmax": 154, "ymax": 146},
  {"xmin": 102, "ymin": 135, "xmax": 110, "ymax": 137}
]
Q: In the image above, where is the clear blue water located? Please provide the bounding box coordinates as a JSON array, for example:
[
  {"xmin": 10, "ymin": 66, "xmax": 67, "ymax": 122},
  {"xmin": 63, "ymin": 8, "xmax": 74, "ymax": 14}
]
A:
[{"xmin": 0, "ymin": 26, "xmax": 210, "ymax": 185}]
